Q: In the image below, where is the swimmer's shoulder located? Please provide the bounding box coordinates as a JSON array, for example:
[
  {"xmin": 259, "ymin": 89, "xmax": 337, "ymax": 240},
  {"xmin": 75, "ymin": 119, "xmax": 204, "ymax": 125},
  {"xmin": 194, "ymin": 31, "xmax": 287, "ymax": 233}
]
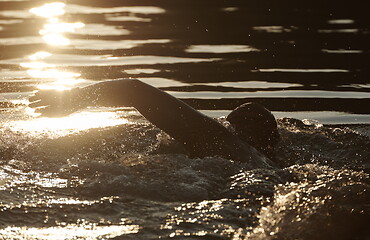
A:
[{"xmin": 214, "ymin": 117, "xmax": 276, "ymax": 167}]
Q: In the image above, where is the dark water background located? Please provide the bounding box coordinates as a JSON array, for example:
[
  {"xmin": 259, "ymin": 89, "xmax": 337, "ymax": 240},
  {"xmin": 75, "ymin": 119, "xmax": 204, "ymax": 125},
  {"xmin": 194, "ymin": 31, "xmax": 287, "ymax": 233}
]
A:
[{"xmin": 0, "ymin": 0, "xmax": 369, "ymax": 239}]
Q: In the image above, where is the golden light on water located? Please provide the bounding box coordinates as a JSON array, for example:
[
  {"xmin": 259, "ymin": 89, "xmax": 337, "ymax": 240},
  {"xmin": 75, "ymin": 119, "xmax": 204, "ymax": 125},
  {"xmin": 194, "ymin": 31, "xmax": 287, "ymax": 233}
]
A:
[
  {"xmin": 20, "ymin": 51, "xmax": 84, "ymax": 90},
  {"xmin": 39, "ymin": 18, "xmax": 85, "ymax": 46},
  {"xmin": 24, "ymin": 2, "xmax": 87, "ymax": 90},
  {"xmin": 34, "ymin": 71, "xmax": 84, "ymax": 90},
  {"xmin": 17, "ymin": 3, "xmax": 122, "ymax": 133},
  {"xmin": 28, "ymin": 51, "xmax": 52, "ymax": 60},
  {"xmin": 27, "ymin": 69, "xmax": 80, "ymax": 79},
  {"xmin": 42, "ymin": 33, "xmax": 70, "ymax": 46},
  {"xmin": 20, "ymin": 52, "xmax": 54, "ymax": 70},
  {"xmin": 0, "ymin": 223, "xmax": 140, "ymax": 240},
  {"xmin": 20, "ymin": 61, "xmax": 55, "ymax": 69},
  {"xmin": 11, "ymin": 111, "xmax": 128, "ymax": 138},
  {"xmin": 31, "ymin": 2, "xmax": 86, "ymax": 47},
  {"xmin": 30, "ymin": 2, "xmax": 65, "ymax": 18},
  {"xmin": 41, "ymin": 18, "xmax": 85, "ymax": 34},
  {"xmin": 35, "ymin": 78, "xmax": 84, "ymax": 90},
  {"xmin": 20, "ymin": 51, "xmax": 55, "ymax": 70}
]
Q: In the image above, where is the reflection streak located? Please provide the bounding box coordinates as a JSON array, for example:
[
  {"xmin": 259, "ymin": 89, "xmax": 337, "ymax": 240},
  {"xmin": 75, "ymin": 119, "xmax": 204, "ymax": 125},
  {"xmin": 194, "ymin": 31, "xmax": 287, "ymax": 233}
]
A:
[
  {"xmin": 0, "ymin": 36, "xmax": 43, "ymax": 45},
  {"xmin": 20, "ymin": 51, "xmax": 84, "ymax": 90},
  {"xmin": 70, "ymin": 39, "xmax": 170, "ymax": 50},
  {"xmin": 25, "ymin": 2, "xmax": 86, "ymax": 89},
  {"xmin": 0, "ymin": 224, "xmax": 139, "ymax": 240},
  {"xmin": 318, "ymin": 29, "xmax": 359, "ymax": 33},
  {"xmin": 253, "ymin": 26, "xmax": 295, "ymax": 33},
  {"xmin": 322, "ymin": 49, "xmax": 362, "ymax": 54},
  {"xmin": 2, "ymin": 54, "xmax": 220, "ymax": 66},
  {"xmin": 30, "ymin": 2, "xmax": 65, "ymax": 18},
  {"xmin": 256, "ymin": 68, "xmax": 349, "ymax": 73},
  {"xmin": 29, "ymin": 51, "xmax": 52, "ymax": 60},
  {"xmin": 9, "ymin": 111, "xmax": 128, "ymax": 138},
  {"xmin": 202, "ymin": 81, "xmax": 302, "ymax": 88},
  {"xmin": 168, "ymin": 90, "xmax": 370, "ymax": 99},
  {"xmin": 0, "ymin": 20, "xmax": 23, "ymax": 24},
  {"xmin": 125, "ymin": 69, "xmax": 160, "ymax": 74},
  {"xmin": 328, "ymin": 19, "xmax": 355, "ymax": 24},
  {"xmin": 27, "ymin": 69, "xmax": 80, "ymax": 79},
  {"xmin": 74, "ymin": 24, "xmax": 129, "ymax": 36},
  {"xmin": 186, "ymin": 45, "xmax": 260, "ymax": 53},
  {"xmin": 42, "ymin": 20, "xmax": 85, "ymax": 34},
  {"xmin": 66, "ymin": 4, "xmax": 165, "ymax": 14},
  {"xmin": 105, "ymin": 15, "xmax": 152, "ymax": 22}
]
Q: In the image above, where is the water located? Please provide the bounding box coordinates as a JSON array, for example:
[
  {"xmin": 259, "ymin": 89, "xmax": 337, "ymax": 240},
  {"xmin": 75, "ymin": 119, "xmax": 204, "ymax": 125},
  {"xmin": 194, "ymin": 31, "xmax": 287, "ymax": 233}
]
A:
[{"xmin": 0, "ymin": 0, "xmax": 369, "ymax": 239}]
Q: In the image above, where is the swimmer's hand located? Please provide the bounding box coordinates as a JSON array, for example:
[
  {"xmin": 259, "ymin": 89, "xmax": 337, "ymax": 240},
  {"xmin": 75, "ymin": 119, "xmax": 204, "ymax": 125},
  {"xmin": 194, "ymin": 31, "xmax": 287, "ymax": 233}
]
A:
[
  {"xmin": 29, "ymin": 80, "xmax": 138, "ymax": 117},
  {"xmin": 28, "ymin": 88, "xmax": 87, "ymax": 117}
]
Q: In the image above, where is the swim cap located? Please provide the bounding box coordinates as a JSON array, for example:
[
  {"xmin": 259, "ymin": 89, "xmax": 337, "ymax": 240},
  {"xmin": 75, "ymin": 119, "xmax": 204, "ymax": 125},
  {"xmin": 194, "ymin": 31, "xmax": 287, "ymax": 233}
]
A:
[{"xmin": 226, "ymin": 102, "xmax": 280, "ymax": 151}]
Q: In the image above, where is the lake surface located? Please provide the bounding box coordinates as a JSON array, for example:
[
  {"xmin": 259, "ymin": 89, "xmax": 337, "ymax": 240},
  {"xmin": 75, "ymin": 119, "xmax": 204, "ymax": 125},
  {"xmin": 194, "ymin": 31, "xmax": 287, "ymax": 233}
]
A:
[
  {"xmin": 0, "ymin": 0, "xmax": 369, "ymax": 239},
  {"xmin": 0, "ymin": 0, "xmax": 369, "ymax": 123}
]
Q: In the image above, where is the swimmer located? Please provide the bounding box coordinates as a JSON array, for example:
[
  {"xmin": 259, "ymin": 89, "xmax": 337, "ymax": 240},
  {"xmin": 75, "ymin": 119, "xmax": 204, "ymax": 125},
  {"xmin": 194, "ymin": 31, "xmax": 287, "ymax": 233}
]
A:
[{"xmin": 29, "ymin": 79, "xmax": 279, "ymax": 167}]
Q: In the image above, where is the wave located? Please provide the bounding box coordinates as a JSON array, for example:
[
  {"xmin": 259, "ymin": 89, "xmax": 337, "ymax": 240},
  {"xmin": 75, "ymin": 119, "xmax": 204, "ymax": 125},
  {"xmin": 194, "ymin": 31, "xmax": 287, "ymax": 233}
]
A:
[{"xmin": 0, "ymin": 114, "xmax": 369, "ymax": 239}]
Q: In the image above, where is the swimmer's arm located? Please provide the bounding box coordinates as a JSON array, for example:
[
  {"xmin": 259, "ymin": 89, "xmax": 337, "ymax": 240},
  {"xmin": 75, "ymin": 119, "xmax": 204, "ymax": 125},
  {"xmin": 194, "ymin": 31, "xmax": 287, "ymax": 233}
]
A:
[
  {"xmin": 89, "ymin": 79, "xmax": 231, "ymax": 144},
  {"xmin": 29, "ymin": 79, "xmax": 231, "ymax": 145}
]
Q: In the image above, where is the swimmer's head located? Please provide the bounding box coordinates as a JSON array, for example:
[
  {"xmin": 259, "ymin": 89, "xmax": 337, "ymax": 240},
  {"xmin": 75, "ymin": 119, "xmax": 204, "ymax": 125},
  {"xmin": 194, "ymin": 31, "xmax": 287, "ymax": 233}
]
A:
[{"xmin": 226, "ymin": 102, "xmax": 280, "ymax": 157}]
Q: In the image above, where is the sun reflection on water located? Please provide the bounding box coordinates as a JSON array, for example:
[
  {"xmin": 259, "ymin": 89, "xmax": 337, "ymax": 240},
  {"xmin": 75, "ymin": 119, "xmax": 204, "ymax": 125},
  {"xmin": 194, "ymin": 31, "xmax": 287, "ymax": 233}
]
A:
[
  {"xmin": 40, "ymin": 18, "xmax": 85, "ymax": 46},
  {"xmin": 30, "ymin": 2, "xmax": 85, "ymax": 46},
  {"xmin": 0, "ymin": 223, "xmax": 140, "ymax": 240},
  {"xmin": 9, "ymin": 111, "xmax": 128, "ymax": 138},
  {"xmin": 27, "ymin": 69, "xmax": 80, "ymax": 79},
  {"xmin": 29, "ymin": 51, "xmax": 52, "ymax": 60},
  {"xmin": 42, "ymin": 18, "xmax": 85, "ymax": 34},
  {"xmin": 20, "ymin": 51, "xmax": 84, "ymax": 90},
  {"xmin": 30, "ymin": 2, "xmax": 66, "ymax": 18},
  {"xmin": 24, "ymin": 2, "xmax": 86, "ymax": 90},
  {"xmin": 20, "ymin": 61, "xmax": 55, "ymax": 69}
]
